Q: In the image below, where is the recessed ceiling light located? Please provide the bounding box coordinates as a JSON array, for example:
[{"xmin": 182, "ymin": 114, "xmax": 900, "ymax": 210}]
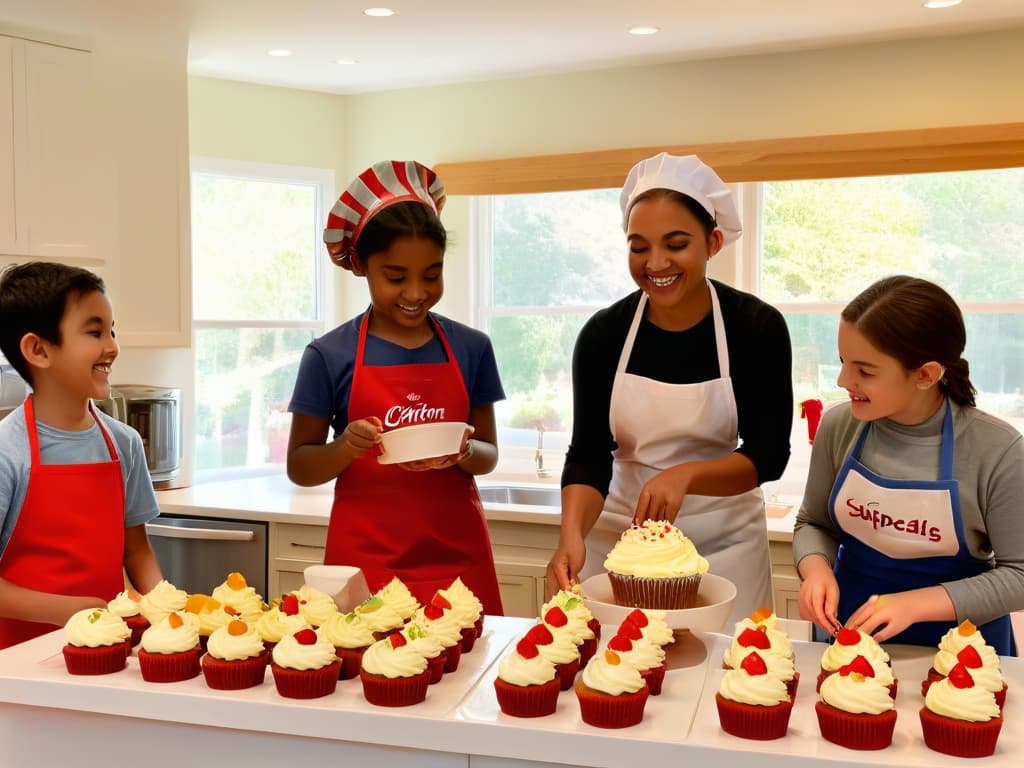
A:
[
  {"xmin": 628, "ymin": 26, "xmax": 660, "ymax": 36},
  {"xmin": 364, "ymin": 7, "xmax": 396, "ymax": 16},
  {"xmin": 335, "ymin": 58, "xmax": 358, "ymax": 66},
  {"xmin": 267, "ymin": 49, "xmax": 293, "ymax": 57},
  {"xmin": 922, "ymin": 0, "xmax": 962, "ymax": 8}
]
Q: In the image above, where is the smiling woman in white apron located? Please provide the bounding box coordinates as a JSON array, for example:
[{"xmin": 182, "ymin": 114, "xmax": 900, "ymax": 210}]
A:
[
  {"xmin": 547, "ymin": 154, "xmax": 794, "ymax": 626},
  {"xmin": 793, "ymin": 276, "xmax": 1024, "ymax": 655}
]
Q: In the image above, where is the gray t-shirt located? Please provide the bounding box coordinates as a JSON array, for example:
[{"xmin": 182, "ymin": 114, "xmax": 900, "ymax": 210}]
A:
[
  {"xmin": 792, "ymin": 399, "xmax": 1024, "ymax": 626},
  {"xmin": 0, "ymin": 403, "xmax": 160, "ymax": 557}
]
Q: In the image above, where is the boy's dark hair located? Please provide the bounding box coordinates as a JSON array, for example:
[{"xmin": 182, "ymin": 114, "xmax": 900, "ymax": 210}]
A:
[
  {"xmin": 354, "ymin": 200, "xmax": 447, "ymax": 263},
  {"xmin": 0, "ymin": 261, "xmax": 106, "ymax": 386}
]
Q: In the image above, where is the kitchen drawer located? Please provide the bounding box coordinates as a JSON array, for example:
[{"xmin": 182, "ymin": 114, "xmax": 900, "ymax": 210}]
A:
[{"xmin": 270, "ymin": 522, "xmax": 327, "ymax": 562}]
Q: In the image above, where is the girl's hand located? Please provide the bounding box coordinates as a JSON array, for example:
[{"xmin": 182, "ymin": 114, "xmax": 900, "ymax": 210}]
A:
[
  {"xmin": 797, "ymin": 556, "xmax": 843, "ymax": 637},
  {"xmin": 342, "ymin": 417, "xmax": 382, "ymax": 457},
  {"xmin": 846, "ymin": 587, "xmax": 954, "ymax": 643},
  {"xmin": 395, "ymin": 425, "xmax": 475, "ymax": 472},
  {"xmin": 545, "ymin": 535, "xmax": 586, "ymax": 599},
  {"xmin": 633, "ymin": 465, "xmax": 689, "ymax": 523}
]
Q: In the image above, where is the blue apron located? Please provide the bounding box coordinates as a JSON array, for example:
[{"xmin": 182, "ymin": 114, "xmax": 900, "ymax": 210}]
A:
[{"xmin": 829, "ymin": 401, "xmax": 1014, "ymax": 655}]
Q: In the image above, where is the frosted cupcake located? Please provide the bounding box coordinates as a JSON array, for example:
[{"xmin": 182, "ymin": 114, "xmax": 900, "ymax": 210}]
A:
[
  {"xmin": 575, "ymin": 648, "xmax": 650, "ymax": 728},
  {"xmin": 255, "ymin": 594, "xmax": 310, "ymax": 651},
  {"xmin": 921, "ymin": 663, "xmax": 1002, "ymax": 758},
  {"xmin": 201, "ymin": 618, "xmax": 268, "ymax": 690},
  {"xmin": 620, "ymin": 608, "xmax": 675, "ymax": 649},
  {"xmin": 62, "ymin": 607, "xmax": 132, "ymax": 675},
  {"xmin": 413, "ymin": 599, "xmax": 464, "ymax": 673},
  {"xmin": 289, "ymin": 583, "xmax": 339, "ymax": 627},
  {"xmin": 210, "ymin": 572, "xmax": 265, "ymax": 623},
  {"xmin": 607, "ymin": 626, "xmax": 667, "ymax": 696},
  {"xmin": 723, "ymin": 624, "xmax": 798, "ymax": 697},
  {"xmin": 359, "ymin": 632, "xmax": 431, "ymax": 707},
  {"xmin": 527, "ymin": 622, "xmax": 581, "ymax": 691},
  {"xmin": 397, "ymin": 621, "xmax": 447, "ymax": 684},
  {"xmin": 375, "ymin": 576, "xmax": 420, "ymax": 622},
  {"xmin": 816, "ymin": 656, "xmax": 897, "ymax": 750},
  {"xmin": 604, "ymin": 520, "xmax": 708, "ymax": 609},
  {"xmin": 436, "ymin": 577, "xmax": 484, "ymax": 647},
  {"xmin": 923, "ymin": 620, "xmax": 1006, "ymax": 708},
  {"xmin": 818, "ymin": 627, "xmax": 893, "ymax": 693},
  {"xmin": 716, "ymin": 650, "xmax": 793, "ymax": 741},
  {"xmin": 270, "ymin": 627, "xmax": 341, "ymax": 699},
  {"xmin": 107, "ymin": 588, "xmax": 148, "ymax": 647},
  {"xmin": 137, "ymin": 611, "xmax": 201, "ymax": 683},
  {"xmin": 183, "ymin": 594, "xmax": 237, "ymax": 651},
  {"xmin": 494, "ymin": 636, "xmax": 560, "ymax": 718},
  {"xmin": 139, "ymin": 579, "xmax": 188, "ymax": 626},
  {"xmin": 727, "ymin": 606, "xmax": 794, "ymax": 661},
  {"xmin": 321, "ymin": 610, "xmax": 376, "ymax": 680},
  {"xmin": 355, "ymin": 595, "xmax": 406, "ymax": 639},
  {"xmin": 542, "ymin": 591, "xmax": 598, "ymax": 665}
]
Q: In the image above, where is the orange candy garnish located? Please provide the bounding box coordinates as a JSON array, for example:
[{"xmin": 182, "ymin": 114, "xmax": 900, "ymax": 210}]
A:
[
  {"xmin": 126, "ymin": 588, "xmax": 143, "ymax": 602},
  {"xmin": 226, "ymin": 572, "xmax": 247, "ymax": 590},
  {"xmin": 227, "ymin": 619, "xmax": 248, "ymax": 636},
  {"xmin": 604, "ymin": 649, "xmax": 621, "ymax": 665},
  {"xmin": 957, "ymin": 619, "xmax": 977, "ymax": 637},
  {"xmin": 168, "ymin": 612, "xmax": 184, "ymax": 629},
  {"xmin": 184, "ymin": 594, "xmax": 211, "ymax": 614},
  {"xmin": 750, "ymin": 606, "xmax": 773, "ymax": 623}
]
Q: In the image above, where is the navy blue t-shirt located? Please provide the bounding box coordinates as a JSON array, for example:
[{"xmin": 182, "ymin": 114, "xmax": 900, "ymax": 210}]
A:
[{"xmin": 289, "ymin": 311, "xmax": 505, "ymax": 437}]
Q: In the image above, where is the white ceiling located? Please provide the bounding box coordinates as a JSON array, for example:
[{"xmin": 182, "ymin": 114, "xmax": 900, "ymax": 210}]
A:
[{"xmin": 5, "ymin": 1, "xmax": 1024, "ymax": 95}]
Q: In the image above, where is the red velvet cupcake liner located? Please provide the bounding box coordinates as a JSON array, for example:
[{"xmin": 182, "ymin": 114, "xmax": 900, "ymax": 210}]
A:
[
  {"xmin": 786, "ymin": 671, "xmax": 800, "ymax": 700},
  {"xmin": 334, "ymin": 646, "xmax": 367, "ymax": 680},
  {"xmin": 587, "ymin": 617, "xmax": 601, "ymax": 643},
  {"xmin": 554, "ymin": 657, "xmax": 581, "ymax": 691},
  {"xmin": 578, "ymin": 636, "xmax": 598, "ymax": 667},
  {"xmin": 640, "ymin": 663, "xmax": 667, "ymax": 696},
  {"xmin": 426, "ymin": 652, "xmax": 446, "ymax": 684},
  {"xmin": 715, "ymin": 693, "xmax": 793, "ymax": 740},
  {"xmin": 201, "ymin": 652, "xmax": 268, "ymax": 690},
  {"xmin": 360, "ymin": 668, "xmax": 431, "ymax": 707},
  {"xmin": 125, "ymin": 615, "xmax": 149, "ymax": 648},
  {"xmin": 815, "ymin": 701, "xmax": 897, "ymax": 750},
  {"xmin": 460, "ymin": 626, "xmax": 478, "ymax": 654},
  {"xmin": 576, "ymin": 681, "xmax": 650, "ymax": 728},
  {"xmin": 62, "ymin": 640, "xmax": 131, "ymax": 675},
  {"xmin": 442, "ymin": 641, "xmax": 463, "ymax": 673},
  {"xmin": 920, "ymin": 707, "xmax": 1003, "ymax": 758},
  {"xmin": 494, "ymin": 676, "xmax": 560, "ymax": 717},
  {"xmin": 607, "ymin": 572, "xmax": 700, "ymax": 610},
  {"xmin": 271, "ymin": 661, "xmax": 341, "ymax": 699},
  {"xmin": 474, "ymin": 616, "xmax": 484, "ymax": 638},
  {"xmin": 137, "ymin": 647, "xmax": 201, "ymax": 683}
]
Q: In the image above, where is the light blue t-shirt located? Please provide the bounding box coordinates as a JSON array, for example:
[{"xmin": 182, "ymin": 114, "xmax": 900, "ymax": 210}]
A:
[{"xmin": 0, "ymin": 403, "xmax": 160, "ymax": 558}]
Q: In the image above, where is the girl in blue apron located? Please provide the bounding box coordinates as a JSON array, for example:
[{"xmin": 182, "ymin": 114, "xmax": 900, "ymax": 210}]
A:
[{"xmin": 794, "ymin": 276, "xmax": 1023, "ymax": 655}]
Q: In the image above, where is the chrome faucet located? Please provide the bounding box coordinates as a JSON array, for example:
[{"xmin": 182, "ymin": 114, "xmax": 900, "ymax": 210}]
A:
[{"xmin": 535, "ymin": 425, "xmax": 552, "ymax": 478}]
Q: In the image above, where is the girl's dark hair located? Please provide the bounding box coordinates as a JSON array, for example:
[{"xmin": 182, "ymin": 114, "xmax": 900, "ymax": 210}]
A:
[
  {"xmin": 628, "ymin": 188, "xmax": 718, "ymax": 240},
  {"xmin": 842, "ymin": 275, "xmax": 976, "ymax": 407},
  {"xmin": 0, "ymin": 261, "xmax": 106, "ymax": 385},
  {"xmin": 354, "ymin": 200, "xmax": 447, "ymax": 262}
]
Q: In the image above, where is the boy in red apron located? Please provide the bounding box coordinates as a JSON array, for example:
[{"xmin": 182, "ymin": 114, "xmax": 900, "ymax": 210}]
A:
[
  {"xmin": 0, "ymin": 262, "xmax": 164, "ymax": 649},
  {"xmin": 287, "ymin": 161, "xmax": 505, "ymax": 615}
]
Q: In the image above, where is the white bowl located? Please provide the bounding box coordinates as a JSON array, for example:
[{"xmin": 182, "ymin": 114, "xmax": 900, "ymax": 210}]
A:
[
  {"xmin": 377, "ymin": 421, "xmax": 469, "ymax": 464},
  {"xmin": 579, "ymin": 572, "xmax": 736, "ymax": 632},
  {"xmin": 303, "ymin": 565, "xmax": 371, "ymax": 612}
]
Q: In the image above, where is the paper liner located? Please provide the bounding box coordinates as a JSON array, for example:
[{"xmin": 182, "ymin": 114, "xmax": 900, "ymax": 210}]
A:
[
  {"xmin": 359, "ymin": 668, "xmax": 431, "ymax": 707},
  {"xmin": 271, "ymin": 661, "xmax": 341, "ymax": 699},
  {"xmin": 460, "ymin": 626, "xmax": 478, "ymax": 654},
  {"xmin": 494, "ymin": 676, "xmax": 561, "ymax": 717},
  {"xmin": 815, "ymin": 701, "xmax": 897, "ymax": 750},
  {"xmin": 587, "ymin": 617, "xmax": 601, "ymax": 643},
  {"xmin": 607, "ymin": 572, "xmax": 701, "ymax": 610},
  {"xmin": 553, "ymin": 657, "xmax": 581, "ymax": 691},
  {"xmin": 640, "ymin": 663, "xmax": 667, "ymax": 696},
  {"xmin": 137, "ymin": 647, "xmax": 201, "ymax": 683},
  {"xmin": 578, "ymin": 635, "xmax": 598, "ymax": 667},
  {"xmin": 575, "ymin": 680, "xmax": 650, "ymax": 729},
  {"xmin": 334, "ymin": 645, "xmax": 368, "ymax": 680},
  {"xmin": 62, "ymin": 640, "xmax": 131, "ymax": 675},
  {"xmin": 124, "ymin": 614, "xmax": 149, "ymax": 647},
  {"xmin": 474, "ymin": 616, "xmax": 484, "ymax": 638},
  {"xmin": 426, "ymin": 652, "xmax": 447, "ymax": 684},
  {"xmin": 442, "ymin": 641, "xmax": 463, "ymax": 673},
  {"xmin": 201, "ymin": 651, "xmax": 268, "ymax": 690},
  {"xmin": 919, "ymin": 707, "xmax": 1002, "ymax": 758},
  {"xmin": 715, "ymin": 693, "xmax": 793, "ymax": 740}
]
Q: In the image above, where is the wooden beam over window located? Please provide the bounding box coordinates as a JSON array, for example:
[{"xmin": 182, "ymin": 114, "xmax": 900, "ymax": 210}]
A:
[{"xmin": 434, "ymin": 123, "xmax": 1024, "ymax": 195}]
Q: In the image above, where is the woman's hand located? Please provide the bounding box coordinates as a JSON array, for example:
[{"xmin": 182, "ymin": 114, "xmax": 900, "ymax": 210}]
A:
[
  {"xmin": 545, "ymin": 534, "xmax": 586, "ymax": 599},
  {"xmin": 396, "ymin": 425, "xmax": 476, "ymax": 472},
  {"xmin": 846, "ymin": 587, "xmax": 955, "ymax": 643},
  {"xmin": 797, "ymin": 555, "xmax": 843, "ymax": 637},
  {"xmin": 342, "ymin": 416, "xmax": 382, "ymax": 457},
  {"xmin": 633, "ymin": 465, "xmax": 690, "ymax": 523}
]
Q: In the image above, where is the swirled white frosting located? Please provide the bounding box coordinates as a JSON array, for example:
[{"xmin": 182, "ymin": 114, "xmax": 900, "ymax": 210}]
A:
[
  {"xmin": 206, "ymin": 621, "xmax": 265, "ymax": 661},
  {"xmin": 820, "ymin": 672, "xmax": 895, "ymax": 714},
  {"xmin": 139, "ymin": 580, "xmax": 188, "ymax": 625},
  {"xmin": 321, "ymin": 611, "xmax": 376, "ymax": 649},
  {"xmin": 106, "ymin": 591, "xmax": 142, "ymax": 619},
  {"xmin": 498, "ymin": 649, "xmax": 557, "ymax": 686},
  {"xmin": 140, "ymin": 612, "xmax": 200, "ymax": 654},
  {"xmin": 376, "ymin": 577, "xmax": 421, "ymax": 620},
  {"xmin": 924, "ymin": 675, "xmax": 1000, "ymax": 722},
  {"xmin": 360, "ymin": 637, "xmax": 429, "ymax": 678},
  {"xmin": 604, "ymin": 520, "xmax": 708, "ymax": 577},
  {"xmin": 65, "ymin": 608, "xmax": 131, "ymax": 648},
  {"xmin": 718, "ymin": 666, "xmax": 789, "ymax": 706},
  {"xmin": 581, "ymin": 652, "xmax": 645, "ymax": 695},
  {"xmin": 271, "ymin": 628, "xmax": 337, "ymax": 670}
]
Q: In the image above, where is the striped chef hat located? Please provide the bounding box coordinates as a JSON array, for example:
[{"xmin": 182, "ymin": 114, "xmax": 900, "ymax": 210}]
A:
[{"xmin": 324, "ymin": 160, "xmax": 446, "ymax": 268}]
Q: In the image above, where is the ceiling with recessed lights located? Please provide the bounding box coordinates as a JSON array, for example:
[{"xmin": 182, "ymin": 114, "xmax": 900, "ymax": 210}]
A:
[{"xmin": 4, "ymin": 0, "xmax": 1024, "ymax": 95}]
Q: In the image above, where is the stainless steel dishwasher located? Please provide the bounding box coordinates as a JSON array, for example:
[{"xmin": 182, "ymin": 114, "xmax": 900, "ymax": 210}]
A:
[{"xmin": 146, "ymin": 515, "xmax": 268, "ymax": 598}]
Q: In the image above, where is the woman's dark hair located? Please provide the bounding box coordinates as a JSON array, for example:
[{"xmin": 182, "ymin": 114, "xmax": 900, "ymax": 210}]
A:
[
  {"xmin": 354, "ymin": 200, "xmax": 447, "ymax": 262},
  {"xmin": 628, "ymin": 188, "xmax": 718, "ymax": 240},
  {"xmin": 842, "ymin": 275, "xmax": 976, "ymax": 406},
  {"xmin": 0, "ymin": 261, "xmax": 107, "ymax": 385}
]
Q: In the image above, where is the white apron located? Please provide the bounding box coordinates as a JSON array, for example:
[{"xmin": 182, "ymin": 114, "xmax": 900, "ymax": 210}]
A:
[{"xmin": 580, "ymin": 281, "xmax": 773, "ymax": 626}]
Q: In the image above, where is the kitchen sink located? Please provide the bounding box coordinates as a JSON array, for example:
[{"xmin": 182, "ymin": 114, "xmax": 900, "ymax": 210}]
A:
[{"xmin": 477, "ymin": 485, "xmax": 560, "ymax": 507}]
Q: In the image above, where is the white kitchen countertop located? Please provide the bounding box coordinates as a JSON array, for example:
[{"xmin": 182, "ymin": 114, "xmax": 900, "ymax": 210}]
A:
[{"xmin": 156, "ymin": 473, "xmax": 797, "ymax": 542}]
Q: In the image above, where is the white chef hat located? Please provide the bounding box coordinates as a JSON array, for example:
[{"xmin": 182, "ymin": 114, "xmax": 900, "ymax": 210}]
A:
[
  {"xmin": 619, "ymin": 153, "xmax": 741, "ymax": 245},
  {"xmin": 324, "ymin": 160, "xmax": 446, "ymax": 269}
]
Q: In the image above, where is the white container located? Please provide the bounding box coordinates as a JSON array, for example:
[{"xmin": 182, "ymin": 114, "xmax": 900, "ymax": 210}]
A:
[
  {"xmin": 377, "ymin": 421, "xmax": 470, "ymax": 465},
  {"xmin": 579, "ymin": 572, "xmax": 737, "ymax": 632},
  {"xmin": 303, "ymin": 565, "xmax": 371, "ymax": 611}
]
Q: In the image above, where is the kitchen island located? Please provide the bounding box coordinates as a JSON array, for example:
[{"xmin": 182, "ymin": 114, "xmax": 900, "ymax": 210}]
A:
[{"xmin": 1, "ymin": 616, "xmax": 1019, "ymax": 768}]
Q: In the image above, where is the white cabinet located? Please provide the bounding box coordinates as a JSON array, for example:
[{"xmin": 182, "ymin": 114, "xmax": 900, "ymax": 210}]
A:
[
  {"xmin": 0, "ymin": 35, "xmax": 108, "ymax": 263},
  {"xmin": 769, "ymin": 539, "xmax": 801, "ymax": 620},
  {"xmin": 268, "ymin": 522, "xmax": 327, "ymax": 599}
]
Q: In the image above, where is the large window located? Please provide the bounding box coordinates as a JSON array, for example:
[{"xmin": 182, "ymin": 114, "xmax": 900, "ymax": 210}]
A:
[
  {"xmin": 478, "ymin": 166, "xmax": 1024, "ymax": 493},
  {"xmin": 191, "ymin": 158, "xmax": 332, "ymax": 477},
  {"xmin": 475, "ymin": 190, "xmax": 634, "ymax": 480}
]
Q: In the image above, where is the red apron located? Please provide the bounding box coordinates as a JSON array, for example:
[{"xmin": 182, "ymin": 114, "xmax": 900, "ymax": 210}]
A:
[
  {"xmin": 0, "ymin": 396, "xmax": 126, "ymax": 649},
  {"xmin": 324, "ymin": 313, "xmax": 503, "ymax": 615}
]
